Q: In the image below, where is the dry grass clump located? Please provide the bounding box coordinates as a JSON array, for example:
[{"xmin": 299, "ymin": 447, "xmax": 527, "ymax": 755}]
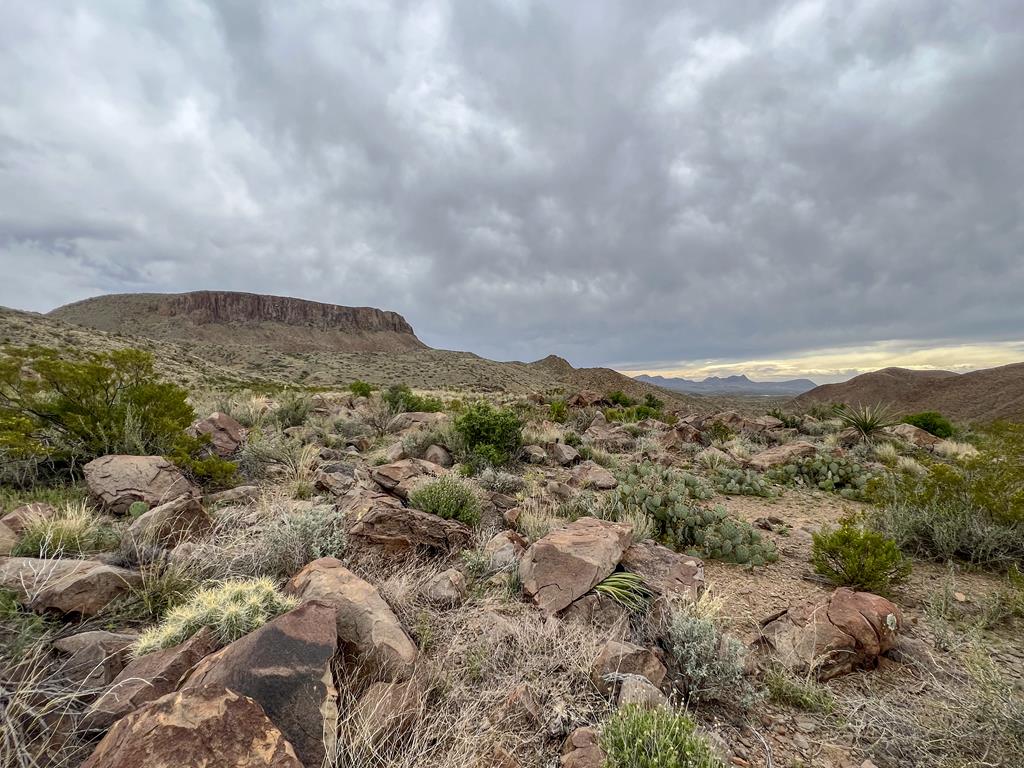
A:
[
  {"xmin": 895, "ymin": 455, "xmax": 927, "ymax": 476},
  {"xmin": 522, "ymin": 421, "xmax": 565, "ymax": 446},
  {"xmin": 133, "ymin": 577, "xmax": 297, "ymax": 656},
  {"xmin": 932, "ymin": 440, "xmax": 979, "ymax": 460},
  {"xmin": 516, "ymin": 496, "xmax": 571, "ymax": 542},
  {"xmin": 11, "ymin": 500, "xmax": 119, "ymax": 558},
  {"xmin": 872, "ymin": 441, "xmax": 900, "ymax": 465}
]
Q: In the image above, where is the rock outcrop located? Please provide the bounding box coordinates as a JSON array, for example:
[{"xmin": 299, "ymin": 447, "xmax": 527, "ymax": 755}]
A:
[
  {"xmin": 0, "ymin": 557, "xmax": 142, "ymax": 616},
  {"xmin": 84, "ymin": 455, "xmax": 195, "ymax": 514}
]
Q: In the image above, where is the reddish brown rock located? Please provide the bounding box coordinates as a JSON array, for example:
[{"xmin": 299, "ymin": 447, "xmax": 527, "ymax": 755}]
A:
[
  {"xmin": 52, "ymin": 631, "xmax": 137, "ymax": 687},
  {"xmin": 182, "ymin": 602, "xmax": 339, "ymax": 768},
  {"xmin": 285, "ymin": 558, "xmax": 417, "ymax": 680},
  {"xmin": 347, "ymin": 502, "xmax": 472, "ymax": 554},
  {"xmin": 0, "ymin": 557, "xmax": 142, "ymax": 616},
  {"xmin": 559, "ymin": 593, "xmax": 628, "ymax": 632},
  {"xmin": 81, "ymin": 686, "xmax": 303, "ymax": 768},
  {"xmin": 123, "ymin": 494, "xmax": 212, "ymax": 553},
  {"xmin": 620, "ymin": 540, "xmax": 705, "ymax": 604},
  {"xmin": 520, "ymin": 517, "xmax": 633, "ymax": 614},
  {"xmin": 659, "ymin": 423, "xmax": 702, "ymax": 450},
  {"xmin": 424, "ymin": 568, "xmax": 467, "ymax": 605},
  {"xmin": 561, "ymin": 726, "xmax": 604, "ymax": 768},
  {"xmin": 85, "ymin": 628, "xmax": 218, "ymax": 731},
  {"xmin": 423, "ymin": 444, "xmax": 453, "ymax": 468},
  {"xmin": 590, "ymin": 640, "xmax": 666, "ymax": 696},
  {"xmin": 84, "ymin": 455, "xmax": 195, "ymax": 514},
  {"xmin": 1, "ymin": 502, "xmax": 56, "ymax": 536},
  {"xmin": 567, "ymin": 390, "xmax": 607, "ymax": 408},
  {"xmin": 189, "ymin": 411, "xmax": 246, "ymax": 457},
  {"xmin": 583, "ymin": 413, "xmax": 635, "ymax": 453},
  {"xmin": 759, "ymin": 587, "xmax": 903, "ymax": 680},
  {"xmin": 746, "ymin": 441, "xmax": 819, "ymax": 471},
  {"xmin": 484, "ymin": 530, "xmax": 528, "ymax": 569},
  {"xmin": 569, "ymin": 460, "xmax": 618, "ymax": 490},
  {"xmin": 370, "ymin": 458, "xmax": 447, "ymax": 499},
  {"xmin": 204, "ymin": 485, "xmax": 260, "ymax": 506},
  {"xmin": 886, "ymin": 423, "xmax": 943, "ymax": 448},
  {"xmin": 548, "ymin": 442, "xmax": 581, "ymax": 466}
]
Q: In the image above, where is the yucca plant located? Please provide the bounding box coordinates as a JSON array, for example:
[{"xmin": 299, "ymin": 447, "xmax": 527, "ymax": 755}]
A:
[
  {"xmin": 593, "ymin": 571, "xmax": 653, "ymax": 614},
  {"xmin": 833, "ymin": 403, "xmax": 895, "ymax": 442}
]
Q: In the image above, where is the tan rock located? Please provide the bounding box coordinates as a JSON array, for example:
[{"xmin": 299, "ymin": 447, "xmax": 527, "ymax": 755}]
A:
[
  {"xmin": 569, "ymin": 460, "xmax": 618, "ymax": 490},
  {"xmin": 484, "ymin": 530, "xmax": 528, "ymax": 569},
  {"xmin": 659, "ymin": 423, "xmax": 702, "ymax": 450},
  {"xmin": 123, "ymin": 494, "xmax": 212, "ymax": 553},
  {"xmin": 0, "ymin": 521, "xmax": 16, "ymax": 555},
  {"xmin": 84, "ymin": 455, "xmax": 195, "ymax": 514},
  {"xmin": 347, "ymin": 677, "xmax": 424, "ymax": 751},
  {"xmin": 886, "ymin": 423, "xmax": 943, "ymax": 448},
  {"xmin": 0, "ymin": 557, "xmax": 142, "ymax": 616},
  {"xmin": 520, "ymin": 517, "xmax": 633, "ymax": 614},
  {"xmin": 617, "ymin": 675, "xmax": 669, "ymax": 708},
  {"xmin": 620, "ymin": 540, "xmax": 704, "ymax": 604},
  {"xmin": 204, "ymin": 485, "xmax": 260, "ymax": 506},
  {"xmin": 182, "ymin": 602, "xmax": 339, "ymax": 768},
  {"xmin": 424, "ymin": 568, "xmax": 467, "ymax": 605},
  {"xmin": 52, "ymin": 631, "xmax": 137, "ymax": 687},
  {"xmin": 189, "ymin": 411, "xmax": 246, "ymax": 457},
  {"xmin": 285, "ymin": 558, "xmax": 417, "ymax": 680},
  {"xmin": 347, "ymin": 502, "xmax": 472, "ymax": 554},
  {"xmin": 590, "ymin": 640, "xmax": 666, "ymax": 696},
  {"xmin": 370, "ymin": 458, "xmax": 447, "ymax": 499},
  {"xmin": 559, "ymin": 593, "xmax": 628, "ymax": 632},
  {"xmin": 81, "ymin": 686, "xmax": 302, "ymax": 768},
  {"xmin": 424, "ymin": 444, "xmax": 453, "ymax": 467},
  {"xmin": 747, "ymin": 441, "xmax": 819, "ymax": 471},
  {"xmin": 387, "ymin": 411, "xmax": 448, "ymax": 433},
  {"xmin": 561, "ymin": 726, "xmax": 604, "ymax": 768},
  {"xmin": 1, "ymin": 502, "xmax": 57, "ymax": 536},
  {"xmin": 548, "ymin": 442, "xmax": 581, "ymax": 466}
]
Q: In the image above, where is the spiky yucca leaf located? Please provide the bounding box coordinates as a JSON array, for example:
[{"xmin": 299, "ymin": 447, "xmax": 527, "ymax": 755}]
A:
[
  {"xmin": 833, "ymin": 403, "xmax": 895, "ymax": 441},
  {"xmin": 593, "ymin": 571, "xmax": 653, "ymax": 614}
]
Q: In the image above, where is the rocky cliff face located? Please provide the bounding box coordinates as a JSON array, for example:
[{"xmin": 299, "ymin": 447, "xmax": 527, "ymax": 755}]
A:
[{"xmin": 157, "ymin": 291, "xmax": 416, "ymax": 335}]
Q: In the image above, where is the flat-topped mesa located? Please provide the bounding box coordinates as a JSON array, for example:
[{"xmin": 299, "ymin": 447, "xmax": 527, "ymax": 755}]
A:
[{"xmin": 158, "ymin": 291, "xmax": 416, "ymax": 335}]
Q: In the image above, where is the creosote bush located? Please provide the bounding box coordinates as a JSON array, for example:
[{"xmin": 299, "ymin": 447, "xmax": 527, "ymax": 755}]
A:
[
  {"xmin": 383, "ymin": 384, "xmax": 443, "ymax": 413},
  {"xmin": 348, "ymin": 379, "xmax": 373, "ymax": 398},
  {"xmin": 409, "ymin": 475, "xmax": 481, "ymax": 526},
  {"xmin": 601, "ymin": 704, "xmax": 724, "ymax": 768},
  {"xmin": 133, "ymin": 578, "xmax": 297, "ymax": 656},
  {"xmin": 901, "ymin": 411, "xmax": 954, "ymax": 439},
  {"xmin": 452, "ymin": 400, "xmax": 523, "ymax": 470},
  {"xmin": 811, "ymin": 518, "xmax": 910, "ymax": 594}
]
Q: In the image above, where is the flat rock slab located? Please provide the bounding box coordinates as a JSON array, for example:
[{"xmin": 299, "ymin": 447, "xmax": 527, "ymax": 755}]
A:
[
  {"xmin": 84, "ymin": 455, "xmax": 195, "ymax": 514},
  {"xmin": 0, "ymin": 557, "xmax": 142, "ymax": 617}
]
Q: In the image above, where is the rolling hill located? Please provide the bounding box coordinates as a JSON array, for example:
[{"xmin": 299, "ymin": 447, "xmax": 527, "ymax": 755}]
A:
[
  {"xmin": 791, "ymin": 364, "xmax": 1024, "ymax": 422},
  {"xmin": 636, "ymin": 373, "xmax": 817, "ymax": 396}
]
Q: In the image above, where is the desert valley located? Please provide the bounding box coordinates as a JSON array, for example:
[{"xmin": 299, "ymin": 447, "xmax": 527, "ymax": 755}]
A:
[{"xmin": 1, "ymin": 291, "xmax": 1021, "ymax": 768}]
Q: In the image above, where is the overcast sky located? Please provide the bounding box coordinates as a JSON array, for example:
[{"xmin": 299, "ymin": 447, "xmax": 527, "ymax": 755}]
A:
[{"xmin": 1, "ymin": 1, "xmax": 1022, "ymax": 381}]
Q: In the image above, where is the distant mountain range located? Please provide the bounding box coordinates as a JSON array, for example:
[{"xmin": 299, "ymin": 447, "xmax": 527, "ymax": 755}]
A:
[{"xmin": 635, "ymin": 373, "xmax": 818, "ymax": 396}]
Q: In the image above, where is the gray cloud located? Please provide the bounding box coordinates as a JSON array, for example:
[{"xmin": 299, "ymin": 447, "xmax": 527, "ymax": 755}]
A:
[{"xmin": 1, "ymin": 1, "xmax": 1021, "ymax": 370}]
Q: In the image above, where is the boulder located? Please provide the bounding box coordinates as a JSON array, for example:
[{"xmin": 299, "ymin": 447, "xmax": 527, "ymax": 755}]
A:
[
  {"xmin": 424, "ymin": 568, "xmax": 467, "ymax": 605},
  {"xmin": 315, "ymin": 469, "xmax": 356, "ymax": 496},
  {"xmin": 122, "ymin": 495, "xmax": 212, "ymax": 554},
  {"xmin": 204, "ymin": 485, "xmax": 260, "ymax": 506},
  {"xmin": 561, "ymin": 726, "xmax": 604, "ymax": 768},
  {"xmin": 548, "ymin": 442, "xmax": 581, "ymax": 466},
  {"xmin": 285, "ymin": 558, "xmax": 417, "ymax": 680},
  {"xmin": 0, "ymin": 521, "xmax": 15, "ymax": 555},
  {"xmin": 759, "ymin": 587, "xmax": 903, "ymax": 680},
  {"xmin": 559, "ymin": 593, "xmax": 627, "ymax": 632},
  {"xmin": 620, "ymin": 540, "xmax": 704, "ymax": 605},
  {"xmin": 0, "ymin": 557, "xmax": 142, "ymax": 616},
  {"xmin": 347, "ymin": 503, "xmax": 472, "ymax": 554},
  {"xmin": 85, "ymin": 628, "xmax": 218, "ymax": 731},
  {"xmin": 84, "ymin": 455, "xmax": 195, "ymax": 514},
  {"xmin": 659, "ymin": 423, "xmax": 702, "ymax": 450},
  {"xmin": 567, "ymin": 390, "xmax": 606, "ymax": 408},
  {"xmin": 370, "ymin": 458, "xmax": 447, "ymax": 499},
  {"xmin": 387, "ymin": 411, "xmax": 448, "ymax": 433},
  {"xmin": 52, "ymin": 631, "xmax": 137, "ymax": 687},
  {"xmin": 339, "ymin": 486, "xmax": 405, "ymax": 518},
  {"xmin": 708, "ymin": 411, "xmax": 775, "ymax": 435},
  {"xmin": 182, "ymin": 602, "xmax": 339, "ymax": 768},
  {"xmin": 886, "ymin": 423, "xmax": 943, "ymax": 448},
  {"xmin": 188, "ymin": 412, "xmax": 246, "ymax": 457},
  {"xmin": 569, "ymin": 460, "xmax": 618, "ymax": 490},
  {"xmin": 1, "ymin": 502, "xmax": 56, "ymax": 536},
  {"xmin": 617, "ymin": 676, "xmax": 669, "ymax": 709},
  {"xmin": 484, "ymin": 530, "xmax": 528, "ymax": 569},
  {"xmin": 583, "ymin": 413, "xmax": 635, "ymax": 453},
  {"xmin": 423, "ymin": 444, "xmax": 453, "ymax": 468},
  {"xmin": 520, "ymin": 517, "xmax": 633, "ymax": 614},
  {"xmin": 81, "ymin": 686, "xmax": 302, "ymax": 768},
  {"xmin": 747, "ymin": 441, "xmax": 819, "ymax": 471},
  {"xmin": 386, "ymin": 442, "xmax": 408, "ymax": 462},
  {"xmin": 521, "ymin": 445, "xmax": 547, "ymax": 464},
  {"xmin": 591, "ymin": 640, "xmax": 666, "ymax": 696}
]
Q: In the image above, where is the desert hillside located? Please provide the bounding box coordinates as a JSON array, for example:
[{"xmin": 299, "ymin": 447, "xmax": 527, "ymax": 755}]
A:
[{"xmin": 792, "ymin": 364, "xmax": 1024, "ymax": 422}]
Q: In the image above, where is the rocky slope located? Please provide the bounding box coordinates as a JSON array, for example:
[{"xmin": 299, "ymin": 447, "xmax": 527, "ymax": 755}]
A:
[
  {"xmin": 791, "ymin": 364, "xmax": 1024, "ymax": 422},
  {"xmin": 49, "ymin": 291, "xmax": 427, "ymax": 354}
]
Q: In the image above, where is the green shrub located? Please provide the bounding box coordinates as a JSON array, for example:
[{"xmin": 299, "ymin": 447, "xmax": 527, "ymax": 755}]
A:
[
  {"xmin": 767, "ymin": 408, "xmax": 802, "ymax": 429},
  {"xmin": 607, "ymin": 390, "xmax": 636, "ymax": 407},
  {"xmin": 133, "ymin": 578, "xmax": 297, "ymax": 656},
  {"xmin": 12, "ymin": 501, "xmax": 119, "ymax": 558},
  {"xmin": 383, "ymin": 384, "xmax": 443, "ymax": 413},
  {"xmin": 604, "ymin": 404, "xmax": 664, "ymax": 423},
  {"xmin": 273, "ymin": 391, "xmax": 313, "ymax": 428},
  {"xmin": 548, "ymin": 399, "xmax": 569, "ymax": 423},
  {"xmin": 166, "ymin": 434, "xmax": 239, "ymax": 490},
  {"xmin": 0, "ymin": 347, "xmax": 194, "ymax": 479},
  {"xmin": 666, "ymin": 606, "xmax": 757, "ymax": 708},
  {"xmin": 0, "ymin": 587, "xmax": 52, "ymax": 661},
  {"xmin": 811, "ymin": 518, "xmax": 910, "ymax": 594},
  {"xmin": 643, "ymin": 393, "xmax": 664, "ymax": 410},
  {"xmin": 408, "ymin": 475, "xmax": 481, "ymax": 526},
  {"xmin": 563, "ymin": 430, "xmax": 582, "ymax": 448},
  {"xmin": 763, "ymin": 667, "xmax": 835, "ymax": 713},
  {"xmin": 902, "ymin": 411, "xmax": 954, "ymax": 439},
  {"xmin": 258, "ymin": 506, "xmax": 349, "ymax": 577},
  {"xmin": 348, "ymin": 380, "xmax": 373, "ymax": 398},
  {"xmin": 452, "ymin": 401, "xmax": 522, "ymax": 466},
  {"xmin": 601, "ymin": 705, "xmax": 724, "ymax": 768},
  {"xmin": 704, "ymin": 421, "xmax": 733, "ymax": 443}
]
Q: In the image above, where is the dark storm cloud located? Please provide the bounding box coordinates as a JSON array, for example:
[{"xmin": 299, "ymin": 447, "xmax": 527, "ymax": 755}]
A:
[{"xmin": 0, "ymin": 0, "xmax": 1021, "ymax": 369}]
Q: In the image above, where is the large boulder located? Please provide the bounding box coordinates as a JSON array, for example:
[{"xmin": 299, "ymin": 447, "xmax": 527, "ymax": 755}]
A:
[
  {"xmin": 122, "ymin": 495, "xmax": 212, "ymax": 554},
  {"xmin": 548, "ymin": 442, "xmax": 581, "ymax": 466},
  {"xmin": 182, "ymin": 601, "xmax": 339, "ymax": 768},
  {"xmin": 81, "ymin": 686, "xmax": 303, "ymax": 768},
  {"xmin": 84, "ymin": 628, "xmax": 218, "ymax": 731},
  {"xmin": 1, "ymin": 502, "xmax": 56, "ymax": 536},
  {"xmin": 886, "ymin": 423, "xmax": 943, "ymax": 448},
  {"xmin": 746, "ymin": 441, "xmax": 819, "ymax": 471},
  {"xmin": 759, "ymin": 587, "xmax": 903, "ymax": 680},
  {"xmin": 188, "ymin": 412, "xmax": 246, "ymax": 457},
  {"xmin": 659, "ymin": 423, "xmax": 702, "ymax": 450},
  {"xmin": 347, "ymin": 502, "xmax": 472, "ymax": 554},
  {"xmin": 569, "ymin": 460, "xmax": 618, "ymax": 490},
  {"xmin": 0, "ymin": 557, "xmax": 142, "ymax": 616},
  {"xmin": 620, "ymin": 540, "xmax": 704, "ymax": 606},
  {"xmin": 520, "ymin": 517, "xmax": 633, "ymax": 614},
  {"xmin": 52, "ymin": 631, "xmax": 137, "ymax": 687},
  {"xmin": 583, "ymin": 413, "xmax": 634, "ymax": 453},
  {"xmin": 370, "ymin": 458, "xmax": 447, "ymax": 499},
  {"xmin": 285, "ymin": 558, "xmax": 417, "ymax": 680},
  {"xmin": 590, "ymin": 640, "xmax": 666, "ymax": 696},
  {"xmin": 84, "ymin": 455, "xmax": 195, "ymax": 514}
]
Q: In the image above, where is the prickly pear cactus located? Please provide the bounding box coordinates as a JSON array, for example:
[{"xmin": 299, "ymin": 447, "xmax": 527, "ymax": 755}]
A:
[
  {"xmin": 714, "ymin": 467, "xmax": 773, "ymax": 497},
  {"xmin": 767, "ymin": 454, "xmax": 874, "ymax": 499}
]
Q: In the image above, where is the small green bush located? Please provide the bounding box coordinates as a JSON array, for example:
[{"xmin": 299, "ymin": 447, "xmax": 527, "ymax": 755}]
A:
[
  {"xmin": 704, "ymin": 421, "xmax": 734, "ymax": 443},
  {"xmin": 273, "ymin": 391, "xmax": 313, "ymax": 428},
  {"xmin": 349, "ymin": 380, "xmax": 373, "ymax": 398},
  {"xmin": 763, "ymin": 667, "xmax": 835, "ymax": 713},
  {"xmin": 643, "ymin": 393, "xmax": 664, "ymax": 410},
  {"xmin": 811, "ymin": 518, "xmax": 910, "ymax": 594},
  {"xmin": 166, "ymin": 434, "xmax": 239, "ymax": 489},
  {"xmin": 408, "ymin": 475, "xmax": 481, "ymax": 526},
  {"xmin": 548, "ymin": 399, "xmax": 569, "ymax": 423},
  {"xmin": 601, "ymin": 705, "xmax": 724, "ymax": 768},
  {"xmin": 605, "ymin": 404, "xmax": 665, "ymax": 423},
  {"xmin": 133, "ymin": 578, "xmax": 297, "ymax": 656},
  {"xmin": 452, "ymin": 401, "xmax": 522, "ymax": 466},
  {"xmin": 666, "ymin": 607, "xmax": 757, "ymax": 707},
  {"xmin": 383, "ymin": 384, "xmax": 443, "ymax": 413},
  {"xmin": 607, "ymin": 390, "xmax": 636, "ymax": 407},
  {"xmin": 901, "ymin": 411, "xmax": 954, "ymax": 439}
]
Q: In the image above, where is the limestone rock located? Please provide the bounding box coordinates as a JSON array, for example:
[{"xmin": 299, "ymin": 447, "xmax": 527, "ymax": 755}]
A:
[{"xmin": 520, "ymin": 517, "xmax": 633, "ymax": 614}]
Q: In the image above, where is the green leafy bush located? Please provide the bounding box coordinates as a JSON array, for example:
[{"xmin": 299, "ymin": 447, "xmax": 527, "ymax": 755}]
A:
[
  {"xmin": 0, "ymin": 347, "xmax": 194, "ymax": 480},
  {"xmin": 348, "ymin": 380, "xmax": 373, "ymax": 398},
  {"xmin": 704, "ymin": 421, "xmax": 734, "ymax": 443},
  {"xmin": 133, "ymin": 578, "xmax": 296, "ymax": 656},
  {"xmin": 607, "ymin": 390, "xmax": 636, "ymax": 407},
  {"xmin": 548, "ymin": 399, "xmax": 568, "ymax": 423},
  {"xmin": 383, "ymin": 384, "xmax": 443, "ymax": 413},
  {"xmin": 166, "ymin": 433, "xmax": 239, "ymax": 489},
  {"xmin": 601, "ymin": 705, "xmax": 724, "ymax": 768},
  {"xmin": 643, "ymin": 393, "xmax": 664, "ymax": 410},
  {"xmin": 273, "ymin": 390, "xmax": 313, "ymax": 428},
  {"xmin": 768, "ymin": 454, "xmax": 874, "ymax": 499},
  {"xmin": 666, "ymin": 606, "xmax": 757, "ymax": 707},
  {"xmin": 452, "ymin": 401, "xmax": 522, "ymax": 467},
  {"xmin": 901, "ymin": 411, "xmax": 954, "ymax": 439},
  {"xmin": 811, "ymin": 518, "xmax": 910, "ymax": 593},
  {"xmin": 408, "ymin": 475, "xmax": 481, "ymax": 526}
]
